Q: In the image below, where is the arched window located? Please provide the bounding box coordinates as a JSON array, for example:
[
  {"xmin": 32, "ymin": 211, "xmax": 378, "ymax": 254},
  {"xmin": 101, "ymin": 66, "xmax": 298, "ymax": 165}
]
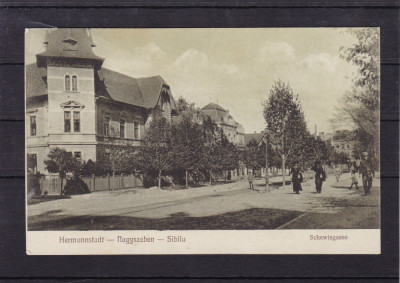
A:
[
  {"xmin": 72, "ymin": 75, "xmax": 78, "ymax": 91},
  {"xmin": 65, "ymin": 75, "xmax": 71, "ymax": 91}
]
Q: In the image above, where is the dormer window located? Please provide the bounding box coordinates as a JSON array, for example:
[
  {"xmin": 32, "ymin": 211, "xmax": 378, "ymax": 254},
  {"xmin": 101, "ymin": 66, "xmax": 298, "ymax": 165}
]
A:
[
  {"xmin": 65, "ymin": 75, "xmax": 78, "ymax": 92},
  {"xmin": 63, "ymin": 30, "xmax": 78, "ymax": 51}
]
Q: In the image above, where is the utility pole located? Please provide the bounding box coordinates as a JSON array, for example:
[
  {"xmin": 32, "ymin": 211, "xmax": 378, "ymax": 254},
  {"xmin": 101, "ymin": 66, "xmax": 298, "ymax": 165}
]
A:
[{"xmin": 264, "ymin": 128, "xmax": 269, "ymax": 192}]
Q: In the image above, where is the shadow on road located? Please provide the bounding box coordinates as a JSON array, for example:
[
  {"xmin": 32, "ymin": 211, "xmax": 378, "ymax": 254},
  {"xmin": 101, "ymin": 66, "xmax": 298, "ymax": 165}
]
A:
[{"xmin": 28, "ymin": 208, "xmax": 303, "ymax": 231}]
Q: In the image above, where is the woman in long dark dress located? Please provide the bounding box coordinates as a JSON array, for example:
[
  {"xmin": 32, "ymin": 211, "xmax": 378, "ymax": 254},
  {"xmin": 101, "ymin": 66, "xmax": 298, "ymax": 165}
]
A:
[{"xmin": 291, "ymin": 164, "xmax": 303, "ymax": 194}]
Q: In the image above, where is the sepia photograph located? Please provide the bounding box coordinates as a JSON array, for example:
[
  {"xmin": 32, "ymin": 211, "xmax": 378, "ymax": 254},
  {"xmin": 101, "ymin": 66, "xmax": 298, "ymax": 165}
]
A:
[{"xmin": 25, "ymin": 28, "xmax": 380, "ymax": 254}]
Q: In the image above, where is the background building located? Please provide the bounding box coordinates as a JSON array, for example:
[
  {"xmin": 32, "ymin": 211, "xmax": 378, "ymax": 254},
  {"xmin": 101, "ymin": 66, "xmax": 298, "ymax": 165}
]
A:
[{"xmin": 200, "ymin": 103, "xmax": 245, "ymax": 146}]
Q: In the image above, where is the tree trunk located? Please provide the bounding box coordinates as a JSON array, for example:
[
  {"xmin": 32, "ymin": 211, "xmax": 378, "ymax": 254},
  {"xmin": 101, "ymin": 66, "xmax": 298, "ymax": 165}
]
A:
[
  {"xmin": 282, "ymin": 155, "xmax": 286, "ymax": 189},
  {"xmin": 185, "ymin": 169, "xmax": 188, "ymax": 189},
  {"xmin": 158, "ymin": 170, "xmax": 162, "ymax": 189},
  {"xmin": 209, "ymin": 170, "xmax": 212, "ymax": 185},
  {"xmin": 60, "ymin": 176, "xmax": 63, "ymax": 196},
  {"xmin": 112, "ymin": 171, "xmax": 115, "ymax": 191}
]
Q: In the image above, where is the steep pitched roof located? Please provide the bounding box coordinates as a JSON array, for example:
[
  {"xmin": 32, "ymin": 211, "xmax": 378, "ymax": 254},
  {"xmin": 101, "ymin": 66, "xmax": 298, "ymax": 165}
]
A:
[
  {"xmin": 98, "ymin": 71, "xmax": 176, "ymax": 111},
  {"xmin": 25, "ymin": 63, "xmax": 175, "ymax": 111},
  {"xmin": 25, "ymin": 63, "xmax": 47, "ymax": 98},
  {"xmin": 37, "ymin": 28, "xmax": 104, "ymax": 63},
  {"xmin": 97, "ymin": 68, "xmax": 145, "ymax": 107},
  {"xmin": 201, "ymin": 103, "xmax": 229, "ymax": 123}
]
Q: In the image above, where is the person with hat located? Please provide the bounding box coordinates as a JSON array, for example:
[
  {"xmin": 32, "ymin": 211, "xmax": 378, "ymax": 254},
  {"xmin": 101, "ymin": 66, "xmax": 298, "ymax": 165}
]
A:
[
  {"xmin": 311, "ymin": 160, "xmax": 326, "ymax": 193},
  {"xmin": 359, "ymin": 152, "xmax": 374, "ymax": 195},
  {"xmin": 291, "ymin": 163, "xmax": 303, "ymax": 194}
]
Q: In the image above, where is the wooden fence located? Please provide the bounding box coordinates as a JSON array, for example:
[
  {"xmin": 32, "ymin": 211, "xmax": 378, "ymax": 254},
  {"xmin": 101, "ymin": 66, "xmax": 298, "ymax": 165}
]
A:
[{"xmin": 39, "ymin": 174, "xmax": 143, "ymax": 195}]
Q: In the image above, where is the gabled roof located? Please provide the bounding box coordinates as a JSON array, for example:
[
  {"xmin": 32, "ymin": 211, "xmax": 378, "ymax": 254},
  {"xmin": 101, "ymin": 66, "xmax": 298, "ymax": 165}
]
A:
[
  {"xmin": 36, "ymin": 28, "xmax": 104, "ymax": 64},
  {"xmin": 26, "ymin": 63, "xmax": 47, "ymax": 98}
]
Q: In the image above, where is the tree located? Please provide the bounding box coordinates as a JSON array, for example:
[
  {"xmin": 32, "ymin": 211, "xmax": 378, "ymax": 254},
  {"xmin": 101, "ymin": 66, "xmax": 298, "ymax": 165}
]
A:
[
  {"xmin": 135, "ymin": 118, "xmax": 173, "ymax": 188},
  {"xmin": 80, "ymin": 159, "xmax": 97, "ymax": 177},
  {"xmin": 263, "ymin": 80, "xmax": 310, "ymax": 188},
  {"xmin": 218, "ymin": 129, "xmax": 239, "ymax": 181},
  {"xmin": 176, "ymin": 96, "xmax": 196, "ymax": 113},
  {"xmin": 171, "ymin": 115, "xmax": 206, "ymax": 188},
  {"xmin": 245, "ymin": 139, "xmax": 264, "ymax": 170},
  {"xmin": 194, "ymin": 115, "xmax": 223, "ymax": 184},
  {"xmin": 335, "ymin": 28, "xmax": 380, "ymax": 165},
  {"xmin": 97, "ymin": 126, "xmax": 137, "ymax": 177},
  {"xmin": 330, "ymin": 151, "xmax": 350, "ymax": 167},
  {"xmin": 44, "ymin": 148, "xmax": 81, "ymax": 195},
  {"xmin": 313, "ymin": 137, "xmax": 335, "ymax": 166}
]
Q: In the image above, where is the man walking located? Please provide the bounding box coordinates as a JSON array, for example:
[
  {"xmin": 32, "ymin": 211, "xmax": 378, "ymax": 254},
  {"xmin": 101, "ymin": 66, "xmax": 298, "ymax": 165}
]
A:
[
  {"xmin": 312, "ymin": 160, "xmax": 326, "ymax": 193},
  {"xmin": 359, "ymin": 152, "xmax": 374, "ymax": 195}
]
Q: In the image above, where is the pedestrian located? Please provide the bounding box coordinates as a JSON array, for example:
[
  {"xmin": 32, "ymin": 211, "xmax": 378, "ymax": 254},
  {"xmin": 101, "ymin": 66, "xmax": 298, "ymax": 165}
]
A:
[
  {"xmin": 359, "ymin": 152, "xmax": 374, "ymax": 195},
  {"xmin": 349, "ymin": 169, "xmax": 359, "ymax": 190},
  {"xmin": 311, "ymin": 160, "xmax": 326, "ymax": 193},
  {"xmin": 291, "ymin": 164, "xmax": 303, "ymax": 194},
  {"xmin": 248, "ymin": 170, "xmax": 254, "ymax": 190},
  {"xmin": 335, "ymin": 166, "xmax": 341, "ymax": 182}
]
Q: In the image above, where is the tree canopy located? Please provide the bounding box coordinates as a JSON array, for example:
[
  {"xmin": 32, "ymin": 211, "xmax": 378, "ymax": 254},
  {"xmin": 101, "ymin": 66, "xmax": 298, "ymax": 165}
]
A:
[
  {"xmin": 44, "ymin": 148, "xmax": 81, "ymax": 195},
  {"xmin": 263, "ymin": 80, "xmax": 311, "ymax": 183},
  {"xmin": 335, "ymin": 28, "xmax": 380, "ymax": 163}
]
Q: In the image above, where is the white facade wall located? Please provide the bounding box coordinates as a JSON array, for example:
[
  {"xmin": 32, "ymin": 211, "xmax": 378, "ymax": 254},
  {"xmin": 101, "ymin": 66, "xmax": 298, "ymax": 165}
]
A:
[{"xmin": 46, "ymin": 65, "xmax": 97, "ymax": 163}]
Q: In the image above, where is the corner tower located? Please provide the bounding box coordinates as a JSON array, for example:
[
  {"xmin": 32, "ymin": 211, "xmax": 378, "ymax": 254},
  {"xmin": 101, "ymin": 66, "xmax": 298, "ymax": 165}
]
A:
[{"xmin": 37, "ymin": 28, "xmax": 104, "ymax": 163}]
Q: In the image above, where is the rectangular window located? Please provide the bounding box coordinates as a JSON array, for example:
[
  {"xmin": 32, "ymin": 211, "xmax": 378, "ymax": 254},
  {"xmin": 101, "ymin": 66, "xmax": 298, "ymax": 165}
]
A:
[
  {"xmin": 73, "ymin": 111, "xmax": 80, "ymax": 133},
  {"xmin": 72, "ymin": 76, "xmax": 78, "ymax": 91},
  {"xmin": 65, "ymin": 75, "xmax": 70, "ymax": 91},
  {"xmin": 104, "ymin": 116, "xmax": 110, "ymax": 136},
  {"xmin": 134, "ymin": 122, "xmax": 140, "ymax": 139},
  {"xmin": 74, "ymin": 151, "xmax": 81, "ymax": 161},
  {"xmin": 64, "ymin": 111, "xmax": 71, "ymax": 132},
  {"xmin": 120, "ymin": 119, "xmax": 125, "ymax": 138},
  {"xmin": 30, "ymin": 116, "xmax": 36, "ymax": 136}
]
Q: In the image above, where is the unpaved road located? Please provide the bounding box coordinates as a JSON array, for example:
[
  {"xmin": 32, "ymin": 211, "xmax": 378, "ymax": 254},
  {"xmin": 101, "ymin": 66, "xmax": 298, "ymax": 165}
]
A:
[{"xmin": 28, "ymin": 174, "xmax": 380, "ymax": 230}]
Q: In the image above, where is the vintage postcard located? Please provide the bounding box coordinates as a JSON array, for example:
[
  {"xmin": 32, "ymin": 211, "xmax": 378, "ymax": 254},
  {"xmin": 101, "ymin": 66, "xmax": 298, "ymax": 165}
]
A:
[{"xmin": 25, "ymin": 28, "xmax": 380, "ymax": 255}]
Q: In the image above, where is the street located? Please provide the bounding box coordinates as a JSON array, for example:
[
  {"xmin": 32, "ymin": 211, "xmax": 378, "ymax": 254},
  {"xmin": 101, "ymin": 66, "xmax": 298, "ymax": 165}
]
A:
[{"xmin": 28, "ymin": 173, "xmax": 380, "ymax": 230}]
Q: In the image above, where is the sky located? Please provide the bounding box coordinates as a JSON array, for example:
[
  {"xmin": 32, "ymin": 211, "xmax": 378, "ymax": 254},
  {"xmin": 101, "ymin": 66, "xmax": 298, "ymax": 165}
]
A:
[{"xmin": 25, "ymin": 28, "xmax": 363, "ymax": 134}]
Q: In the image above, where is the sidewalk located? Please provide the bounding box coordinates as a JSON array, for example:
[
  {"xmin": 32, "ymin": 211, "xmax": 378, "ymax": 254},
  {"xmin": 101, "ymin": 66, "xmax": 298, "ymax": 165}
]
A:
[{"xmin": 28, "ymin": 175, "xmax": 287, "ymax": 218}]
